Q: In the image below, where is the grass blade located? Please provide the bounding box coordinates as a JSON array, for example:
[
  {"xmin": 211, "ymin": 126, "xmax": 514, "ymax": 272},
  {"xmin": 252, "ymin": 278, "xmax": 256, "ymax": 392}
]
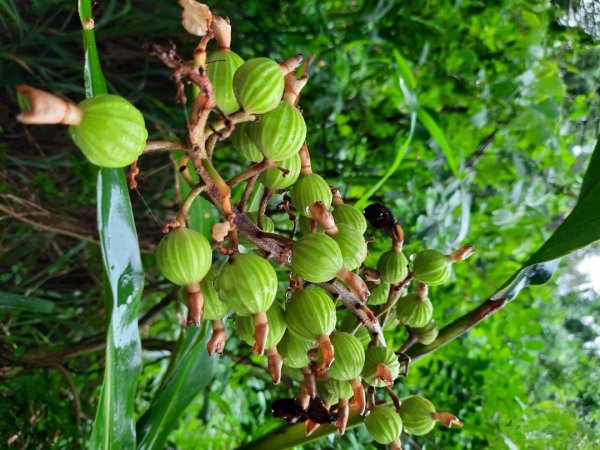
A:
[
  {"xmin": 0, "ymin": 291, "xmax": 55, "ymax": 313},
  {"xmin": 78, "ymin": 1, "xmax": 144, "ymax": 448},
  {"xmin": 417, "ymin": 106, "xmax": 462, "ymax": 179}
]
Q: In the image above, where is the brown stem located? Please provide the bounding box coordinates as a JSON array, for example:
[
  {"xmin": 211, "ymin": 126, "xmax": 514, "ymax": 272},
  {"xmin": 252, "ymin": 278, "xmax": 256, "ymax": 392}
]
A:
[
  {"xmin": 448, "ymin": 244, "xmax": 475, "ymax": 263},
  {"xmin": 331, "ymin": 187, "xmax": 344, "ymax": 207},
  {"xmin": 350, "ymin": 378, "xmax": 365, "ymax": 414},
  {"xmin": 176, "ymin": 183, "xmax": 206, "ymax": 225},
  {"xmin": 367, "ymin": 386, "xmax": 376, "ymax": 410},
  {"xmin": 432, "ymin": 411, "xmax": 464, "ymax": 428},
  {"xmin": 238, "ymin": 174, "xmax": 259, "ymax": 212},
  {"xmin": 417, "ymin": 282, "xmax": 428, "ymax": 301},
  {"xmin": 258, "ymin": 187, "xmax": 273, "ymax": 229},
  {"xmin": 376, "ymin": 272, "xmax": 413, "ymax": 321},
  {"xmin": 374, "ymin": 363, "xmax": 393, "ymax": 387},
  {"xmin": 316, "ymin": 333, "xmax": 334, "ymax": 373},
  {"xmin": 302, "ymin": 366, "xmax": 316, "ymax": 398},
  {"xmin": 16, "ymin": 85, "xmax": 82, "ymax": 125},
  {"xmin": 337, "ymin": 399, "xmax": 349, "ymax": 435},
  {"xmin": 204, "ymin": 110, "xmax": 256, "ymax": 139},
  {"xmin": 211, "ymin": 15, "xmax": 231, "ymax": 49},
  {"xmin": 336, "ymin": 267, "xmax": 369, "ymax": 302},
  {"xmin": 398, "ymin": 332, "xmax": 417, "ymax": 354},
  {"xmin": 279, "ymin": 54, "xmax": 303, "ymax": 75},
  {"xmin": 252, "ymin": 311, "xmax": 269, "ymax": 355},
  {"xmin": 266, "ymin": 346, "xmax": 283, "ymax": 384},
  {"xmin": 310, "ymin": 202, "xmax": 337, "ymax": 234},
  {"xmin": 177, "ymin": 154, "xmax": 196, "ymax": 188},
  {"xmin": 283, "ymin": 73, "xmax": 308, "ymax": 105},
  {"xmin": 227, "ymin": 158, "xmax": 276, "ymax": 187},
  {"xmin": 207, "ymin": 319, "xmax": 226, "ymax": 356},
  {"xmin": 129, "ymin": 159, "xmax": 140, "ymax": 190},
  {"xmin": 144, "ymin": 140, "xmax": 189, "ymax": 153},
  {"xmin": 391, "ymin": 438, "xmax": 402, "ymax": 450},
  {"xmin": 385, "ymin": 386, "xmax": 402, "ymax": 413},
  {"xmin": 298, "ymin": 143, "xmax": 312, "ymax": 176},
  {"xmin": 186, "ymin": 283, "xmax": 204, "ymax": 326}
]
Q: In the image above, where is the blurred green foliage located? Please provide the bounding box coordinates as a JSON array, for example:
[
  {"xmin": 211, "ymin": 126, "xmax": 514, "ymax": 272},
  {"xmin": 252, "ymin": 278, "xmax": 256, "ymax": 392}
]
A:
[{"xmin": 1, "ymin": 0, "xmax": 599, "ymax": 449}]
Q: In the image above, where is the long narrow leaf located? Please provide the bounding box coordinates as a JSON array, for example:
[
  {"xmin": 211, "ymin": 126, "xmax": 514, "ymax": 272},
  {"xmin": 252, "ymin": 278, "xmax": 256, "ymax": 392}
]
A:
[
  {"xmin": 0, "ymin": 291, "xmax": 54, "ymax": 313},
  {"xmin": 78, "ymin": 1, "xmax": 144, "ymax": 448},
  {"xmin": 417, "ymin": 107, "xmax": 462, "ymax": 179}
]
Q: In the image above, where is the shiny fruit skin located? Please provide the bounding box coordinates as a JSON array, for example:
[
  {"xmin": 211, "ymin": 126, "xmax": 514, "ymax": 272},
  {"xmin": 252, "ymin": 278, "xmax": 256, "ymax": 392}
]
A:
[
  {"xmin": 201, "ymin": 267, "xmax": 230, "ymax": 320},
  {"xmin": 396, "ymin": 293, "xmax": 434, "ymax": 328},
  {"xmin": 259, "ymin": 152, "xmax": 301, "ymax": 189},
  {"xmin": 377, "ymin": 250, "xmax": 408, "ymax": 284},
  {"xmin": 285, "ymin": 287, "xmax": 336, "ymax": 341},
  {"xmin": 327, "ymin": 331, "xmax": 365, "ymax": 381},
  {"xmin": 236, "ymin": 302, "xmax": 286, "ymax": 348},
  {"xmin": 412, "ymin": 249, "xmax": 451, "ymax": 286},
  {"xmin": 206, "ymin": 50, "xmax": 244, "ymax": 115},
  {"xmin": 365, "ymin": 406, "xmax": 403, "ymax": 445},
  {"xmin": 291, "ymin": 233, "xmax": 343, "ymax": 283},
  {"xmin": 255, "ymin": 101, "xmax": 307, "ymax": 161},
  {"xmin": 332, "ymin": 204, "xmax": 368, "ymax": 235},
  {"xmin": 413, "ymin": 320, "xmax": 439, "ymax": 345},
  {"xmin": 289, "ymin": 173, "xmax": 332, "ymax": 217},
  {"xmin": 330, "ymin": 224, "xmax": 367, "ymax": 271},
  {"xmin": 362, "ymin": 346, "xmax": 401, "ymax": 387},
  {"xmin": 231, "ymin": 122, "xmax": 263, "ymax": 162},
  {"xmin": 367, "ymin": 283, "xmax": 390, "ymax": 306},
  {"xmin": 399, "ymin": 395, "xmax": 437, "ymax": 436},
  {"xmin": 278, "ymin": 331, "xmax": 313, "ymax": 369},
  {"xmin": 233, "ymin": 57, "xmax": 284, "ymax": 114}
]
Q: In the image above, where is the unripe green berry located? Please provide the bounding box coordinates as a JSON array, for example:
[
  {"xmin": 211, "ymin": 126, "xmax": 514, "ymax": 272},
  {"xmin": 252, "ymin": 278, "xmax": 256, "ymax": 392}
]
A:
[
  {"xmin": 317, "ymin": 379, "xmax": 353, "ymax": 405},
  {"xmin": 201, "ymin": 267, "xmax": 229, "ymax": 320},
  {"xmin": 400, "ymin": 395, "xmax": 437, "ymax": 436},
  {"xmin": 377, "ymin": 250, "xmax": 408, "ymax": 284},
  {"xmin": 285, "ymin": 287, "xmax": 336, "ymax": 342},
  {"xmin": 330, "ymin": 224, "xmax": 368, "ymax": 271},
  {"xmin": 339, "ymin": 314, "xmax": 370, "ymax": 349},
  {"xmin": 236, "ymin": 302, "xmax": 286, "ymax": 349},
  {"xmin": 255, "ymin": 101, "xmax": 307, "ymax": 161},
  {"xmin": 278, "ymin": 331, "xmax": 313, "ymax": 369},
  {"xmin": 332, "ymin": 203, "xmax": 367, "ymax": 235},
  {"xmin": 238, "ymin": 212, "xmax": 274, "ymax": 250},
  {"xmin": 216, "ymin": 253, "xmax": 277, "ymax": 316},
  {"xmin": 367, "ymin": 283, "xmax": 390, "ymax": 306},
  {"xmin": 156, "ymin": 227, "xmax": 212, "ymax": 287},
  {"xmin": 396, "ymin": 293, "xmax": 433, "ymax": 328},
  {"xmin": 231, "ymin": 122, "xmax": 262, "ymax": 162},
  {"xmin": 413, "ymin": 320, "xmax": 439, "ymax": 345},
  {"xmin": 68, "ymin": 94, "xmax": 147, "ymax": 168},
  {"xmin": 412, "ymin": 249, "xmax": 451, "ymax": 286},
  {"xmin": 233, "ymin": 57, "xmax": 284, "ymax": 114},
  {"xmin": 365, "ymin": 406, "xmax": 403, "ymax": 445},
  {"xmin": 291, "ymin": 233, "xmax": 343, "ymax": 283},
  {"xmin": 259, "ymin": 152, "xmax": 301, "ymax": 189},
  {"xmin": 206, "ymin": 50, "xmax": 244, "ymax": 115},
  {"xmin": 327, "ymin": 331, "xmax": 365, "ymax": 381},
  {"xmin": 362, "ymin": 346, "xmax": 401, "ymax": 387},
  {"xmin": 289, "ymin": 173, "xmax": 332, "ymax": 217}
]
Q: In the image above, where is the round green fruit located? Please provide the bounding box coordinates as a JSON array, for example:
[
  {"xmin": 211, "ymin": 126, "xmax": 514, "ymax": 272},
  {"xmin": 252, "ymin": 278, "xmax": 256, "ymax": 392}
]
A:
[
  {"xmin": 68, "ymin": 94, "xmax": 147, "ymax": 168},
  {"xmin": 339, "ymin": 314, "xmax": 370, "ymax": 349},
  {"xmin": 233, "ymin": 57, "xmax": 284, "ymax": 114},
  {"xmin": 327, "ymin": 331, "xmax": 365, "ymax": 381},
  {"xmin": 291, "ymin": 233, "xmax": 343, "ymax": 283},
  {"xmin": 231, "ymin": 122, "xmax": 262, "ymax": 162},
  {"xmin": 377, "ymin": 250, "xmax": 408, "ymax": 284},
  {"xmin": 332, "ymin": 203, "xmax": 367, "ymax": 235},
  {"xmin": 365, "ymin": 406, "xmax": 403, "ymax": 445},
  {"xmin": 216, "ymin": 252, "xmax": 277, "ymax": 316},
  {"xmin": 285, "ymin": 287, "xmax": 336, "ymax": 342},
  {"xmin": 317, "ymin": 379, "xmax": 353, "ymax": 405},
  {"xmin": 156, "ymin": 227, "xmax": 212, "ymax": 287},
  {"xmin": 238, "ymin": 212, "xmax": 274, "ymax": 249},
  {"xmin": 330, "ymin": 224, "xmax": 367, "ymax": 271},
  {"xmin": 201, "ymin": 267, "xmax": 229, "ymax": 320},
  {"xmin": 367, "ymin": 283, "xmax": 390, "ymax": 306},
  {"xmin": 236, "ymin": 302, "xmax": 286, "ymax": 349},
  {"xmin": 254, "ymin": 101, "xmax": 307, "ymax": 161},
  {"xmin": 400, "ymin": 395, "xmax": 436, "ymax": 436},
  {"xmin": 413, "ymin": 320, "xmax": 439, "ymax": 345},
  {"xmin": 396, "ymin": 293, "xmax": 433, "ymax": 328},
  {"xmin": 278, "ymin": 331, "xmax": 313, "ymax": 369},
  {"xmin": 362, "ymin": 346, "xmax": 401, "ymax": 387},
  {"xmin": 206, "ymin": 50, "xmax": 244, "ymax": 115},
  {"xmin": 412, "ymin": 249, "xmax": 451, "ymax": 286},
  {"xmin": 289, "ymin": 173, "xmax": 332, "ymax": 217},
  {"xmin": 259, "ymin": 152, "xmax": 301, "ymax": 189}
]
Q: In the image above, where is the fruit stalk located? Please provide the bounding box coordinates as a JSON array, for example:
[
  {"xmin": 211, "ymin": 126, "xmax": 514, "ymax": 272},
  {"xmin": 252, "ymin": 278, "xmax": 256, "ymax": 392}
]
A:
[
  {"xmin": 316, "ymin": 333, "xmax": 335, "ymax": 373},
  {"xmin": 432, "ymin": 411, "xmax": 464, "ymax": 428},
  {"xmin": 335, "ymin": 267, "xmax": 369, "ymax": 301},
  {"xmin": 186, "ymin": 283, "xmax": 204, "ymax": 326},
  {"xmin": 266, "ymin": 346, "xmax": 283, "ymax": 384},
  {"xmin": 349, "ymin": 378, "xmax": 365, "ymax": 414},
  {"xmin": 207, "ymin": 319, "xmax": 226, "ymax": 355},
  {"xmin": 16, "ymin": 85, "xmax": 82, "ymax": 125},
  {"xmin": 252, "ymin": 311, "xmax": 270, "ymax": 355},
  {"xmin": 336, "ymin": 398, "xmax": 349, "ymax": 434}
]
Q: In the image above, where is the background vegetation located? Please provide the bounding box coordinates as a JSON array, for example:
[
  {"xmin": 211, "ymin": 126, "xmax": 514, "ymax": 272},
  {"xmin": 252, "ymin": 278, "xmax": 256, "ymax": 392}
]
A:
[{"xmin": 1, "ymin": 0, "xmax": 599, "ymax": 448}]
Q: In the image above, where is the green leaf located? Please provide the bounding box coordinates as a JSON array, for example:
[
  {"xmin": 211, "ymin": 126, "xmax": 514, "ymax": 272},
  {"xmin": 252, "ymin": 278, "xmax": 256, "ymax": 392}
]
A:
[
  {"xmin": 79, "ymin": 2, "xmax": 144, "ymax": 449},
  {"xmin": 417, "ymin": 107, "xmax": 462, "ymax": 179},
  {"xmin": 0, "ymin": 291, "xmax": 54, "ymax": 313},
  {"xmin": 392, "ymin": 48, "xmax": 416, "ymax": 92},
  {"xmin": 136, "ymin": 325, "xmax": 218, "ymax": 450}
]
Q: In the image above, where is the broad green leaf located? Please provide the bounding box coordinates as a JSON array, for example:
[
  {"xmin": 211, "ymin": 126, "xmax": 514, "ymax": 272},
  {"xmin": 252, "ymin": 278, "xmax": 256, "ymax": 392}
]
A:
[
  {"xmin": 136, "ymin": 325, "xmax": 217, "ymax": 450},
  {"xmin": 417, "ymin": 107, "xmax": 462, "ymax": 180},
  {"xmin": 79, "ymin": 1, "xmax": 144, "ymax": 448},
  {"xmin": 0, "ymin": 291, "xmax": 54, "ymax": 313}
]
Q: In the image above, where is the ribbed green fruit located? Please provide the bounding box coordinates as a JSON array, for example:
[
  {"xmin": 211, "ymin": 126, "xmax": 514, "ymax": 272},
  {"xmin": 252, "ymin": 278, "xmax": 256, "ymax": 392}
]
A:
[
  {"xmin": 156, "ymin": 227, "xmax": 212, "ymax": 287},
  {"xmin": 278, "ymin": 331, "xmax": 313, "ymax": 368},
  {"xmin": 289, "ymin": 173, "xmax": 332, "ymax": 217},
  {"xmin": 254, "ymin": 101, "xmax": 307, "ymax": 161},
  {"xmin": 291, "ymin": 233, "xmax": 343, "ymax": 283},
  {"xmin": 238, "ymin": 212, "xmax": 274, "ymax": 249},
  {"xmin": 332, "ymin": 204, "xmax": 367, "ymax": 235},
  {"xmin": 236, "ymin": 302, "xmax": 286, "ymax": 349},
  {"xmin": 338, "ymin": 315, "xmax": 370, "ymax": 349},
  {"xmin": 327, "ymin": 331, "xmax": 365, "ymax": 381},
  {"xmin": 317, "ymin": 379, "xmax": 353, "ymax": 405},
  {"xmin": 330, "ymin": 224, "xmax": 367, "ymax": 271},
  {"xmin": 68, "ymin": 94, "xmax": 147, "ymax": 168},
  {"xmin": 298, "ymin": 215, "xmax": 322, "ymax": 235},
  {"xmin": 377, "ymin": 250, "xmax": 408, "ymax": 284},
  {"xmin": 365, "ymin": 406, "xmax": 403, "ymax": 445},
  {"xmin": 206, "ymin": 50, "xmax": 244, "ymax": 115},
  {"xmin": 233, "ymin": 57, "xmax": 284, "ymax": 114},
  {"xmin": 400, "ymin": 395, "xmax": 436, "ymax": 436},
  {"xmin": 282, "ymin": 365, "xmax": 304, "ymax": 382},
  {"xmin": 413, "ymin": 320, "xmax": 439, "ymax": 345},
  {"xmin": 231, "ymin": 122, "xmax": 262, "ymax": 162},
  {"xmin": 396, "ymin": 293, "xmax": 433, "ymax": 328},
  {"xmin": 259, "ymin": 152, "xmax": 301, "ymax": 189},
  {"xmin": 362, "ymin": 346, "xmax": 401, "ymax": 387},
  {"xmin": 367, "ymin": 283, "xmax": 390, "ymax": 306},
  {"xmin": 412, "ymin": 249, "xmax": 451, "ymax": 286},
  {"xmin": 201, "ymin": 267, "xmax": 229, "ymax": 320},
  {"xmin": 216, "ymin": 252, "xmax": 277, "ymax": 316},
  {"xmin": 285, "ymin": 287, "xmax": 336, "ymax": 341}
]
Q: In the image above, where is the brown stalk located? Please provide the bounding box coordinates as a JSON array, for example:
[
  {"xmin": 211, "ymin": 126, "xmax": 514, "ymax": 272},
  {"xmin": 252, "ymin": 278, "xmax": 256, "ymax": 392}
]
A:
[{"xmin": 207, "ymin": 319, "xmax": 226, "ymax": 355}]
